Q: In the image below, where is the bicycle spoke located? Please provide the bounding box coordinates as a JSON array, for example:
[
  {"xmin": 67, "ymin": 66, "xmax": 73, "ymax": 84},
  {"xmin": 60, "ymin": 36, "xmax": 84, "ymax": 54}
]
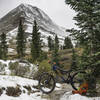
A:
[
  {"xmin": 39, "ymin": 73, "xmax": 55, "ymax": 94},
  {"xmin": 71, "ymin": 72, "xmax": 86, "ymax": 90}
]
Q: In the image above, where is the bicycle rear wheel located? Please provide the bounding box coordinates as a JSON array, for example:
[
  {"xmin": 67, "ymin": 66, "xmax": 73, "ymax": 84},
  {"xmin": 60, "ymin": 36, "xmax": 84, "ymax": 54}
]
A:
[
  {"xmin": 71, "ymin": 71, "xmax": 86, "ymax": 90},
  {"xmin": 39, "ymin": 73, "xmax": 55, "ymax": 94}
]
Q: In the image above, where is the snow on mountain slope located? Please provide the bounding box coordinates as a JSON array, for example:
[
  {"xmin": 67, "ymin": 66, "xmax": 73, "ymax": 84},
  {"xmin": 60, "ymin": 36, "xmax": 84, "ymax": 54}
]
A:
[{"xmin": 0, "ymin": 3, "xmax": 68, "ymax": 45}]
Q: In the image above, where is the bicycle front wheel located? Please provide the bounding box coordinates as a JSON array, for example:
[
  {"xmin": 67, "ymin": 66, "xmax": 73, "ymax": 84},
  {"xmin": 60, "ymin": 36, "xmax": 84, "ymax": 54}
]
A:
[
  {"xmin": 39, "ymin": 73, "xmax": 56, "ymax": 94},
  {"xmin": 71, "ymin": 71, "xmax": 86, "ymax": 90}
]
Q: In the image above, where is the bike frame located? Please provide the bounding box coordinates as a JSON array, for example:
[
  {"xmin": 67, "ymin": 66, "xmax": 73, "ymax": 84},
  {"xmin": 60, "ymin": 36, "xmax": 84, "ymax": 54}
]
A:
[{"xmin": 52, "ymin": 65, "xmax": 73, "ymax": 84}]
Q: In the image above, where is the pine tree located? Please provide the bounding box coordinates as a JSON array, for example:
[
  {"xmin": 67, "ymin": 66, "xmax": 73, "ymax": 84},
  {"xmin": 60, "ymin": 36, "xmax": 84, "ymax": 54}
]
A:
[
  {"xmin": 75, "ymin": 41, "xmax": 80, "ymax": 48},
  {"xmin": 31, "ymin": 20, "xmax": 42, "ymax": 61},
  {"xmin": 71, "ymin": 49, "xmax": 78, "ymax": 71},
  {"xmin": 52, "ymin": 35, "xmax": 60, "ymax": 66},
  {"xmin": 0, "ymin": 33, "xmax": 8, "ymax": 60},
  {"xmin": 63, "ymin": 37, "xmax": 73, "ymax": 49},
  {"xmin": 65, "ymin": 0, "xmax": 100, "ymax": 96},
  {"xmin": 48, "ymin": 36, "xmax": 54, "ymax": 51},
  {"xmin": 55, "ymin": 35, "xmax": 59, "ymax": 51},
  {"xmin": 0, "ymin": 44, "xmax": 2, "ymax": 59},
  {"xmin": 16, "ymin": 18, "xmax": 26, "ymax": 58}
]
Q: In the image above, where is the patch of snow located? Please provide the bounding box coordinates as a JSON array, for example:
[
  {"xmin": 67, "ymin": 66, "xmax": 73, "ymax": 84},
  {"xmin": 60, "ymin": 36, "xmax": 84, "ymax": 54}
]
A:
[
  {"xmin": 0, "ymin": 75, "xmax": 38, "ymax": 87},
  {"xmin": 56, "ymin": 83, "xmax": 62, "ymax": 88},
  {"xmin": 7, "ymin": 28, "xmax": 18, "ymax": 37},
  {"xmin": 0, "ymin": 93, "xmax": 46, "ymax": 100},
  {"xmin": 0, "ymin": 75, "xmax": 46, "ymax": 100},
  {"xmin": 60, "ymin": 93, "xmax": 100, "ymax": 100},
  {"xmin": 55, "ymin": 83, "xmax": 62, "ymax": 90},
  {"xmin": 0, "ymin": 60, "xmax": 38, "ymax": 76},
  {"xmin": 8, "ymin": 48, "xmax": 15, "ymax": 53},
  {"xmin": 25, "ymin": 23, "xmax": 33, "ymax": 33}
]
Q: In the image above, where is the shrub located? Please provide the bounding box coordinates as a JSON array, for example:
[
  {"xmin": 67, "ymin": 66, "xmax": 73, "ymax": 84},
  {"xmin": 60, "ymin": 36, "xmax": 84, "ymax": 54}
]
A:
[
  {"xmin": 6, "ymin": 86, "xmax": 22, "ymax": 97},
  {"xmin": 37, "ymin": 52, "xmax": 47, "ymax": 62},
  {"xmin": 17, "ymin": 65, "xmax": 30, "ymax": 77},
  {"xmin": 0, "ymin": 88, "xmax": 3, "ymax": 96},
  {"xmin": 23, "ymin": 85, "xmax": 32, "ymax": 95},
  {"xmin": 33, "ymin": 60, "xmax": 52, "ymax": 79},
  {"xmin": 38, "ymin": 60, "xmax": 51, "ymax": 74},
  {"xmin": 0, "ymin": 62, "xmax": 7, "ymax": 74},
  {"xmin": 0, "ymin": 62, "xmax": 4, "ymax": 70},
  {"xmin": 9, "ymin": 61, "xmax": 30, "ymax": 77},
  {"xmin": 23, "ymin": 86, "xmax": 32, "ymax": 91},
  {"xmin": 9, "ymin": 62, "xmax": 19, "ymax": 70}
]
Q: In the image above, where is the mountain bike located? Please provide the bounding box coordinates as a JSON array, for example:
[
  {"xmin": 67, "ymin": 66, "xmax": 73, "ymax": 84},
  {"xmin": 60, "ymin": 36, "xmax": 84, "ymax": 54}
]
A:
[{"xmin": 38, "ymin": 64, "xmax": 86, "ymax": 94}]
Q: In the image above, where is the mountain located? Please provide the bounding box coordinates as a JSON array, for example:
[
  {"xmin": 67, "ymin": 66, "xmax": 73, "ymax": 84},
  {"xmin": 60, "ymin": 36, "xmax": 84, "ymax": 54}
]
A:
[{"xmin": 0, "ymin": 3, "xmax": 68, "ymax": 45}]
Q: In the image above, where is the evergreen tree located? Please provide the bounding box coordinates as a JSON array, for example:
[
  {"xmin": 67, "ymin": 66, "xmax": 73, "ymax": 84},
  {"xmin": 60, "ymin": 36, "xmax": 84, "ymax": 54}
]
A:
[
  {"xmin": 65, "ymin": 0, "xmax": 100, "ymax": 96},
  {"xmin": 16, "ymin": 19, "xmax": 26, "ymax": 58},
  {"xmin": 48, "ymin": 36, "xmax": 54, "ymax": 51},
  {"xmin": 71, "ymin": 49, "xmax": 78, "ymax": 71},
  {"xmin": 75, "ymin": 41, "xmax": 80, "ymax": 48},
  {"xmin": 55, "ymin": 35, "xmax": 59, "ymax": 51},
  {"xmin": 52, "ymin": 35, "xmax": 60, "ymax": 66},
  {"xmin": 63, "ymin": 37, "xmax": 73, "ymax": 49},
  {"xmin": 0, "ymin": 33, "xmax": 8, "ymax": 60},
  {"xmin": 0, "ymin": 44, "xmax": 2, "ymax": 59},
  {"xmin": 31, "ymin": 20, "xmax": 42, "ymax": 61}
]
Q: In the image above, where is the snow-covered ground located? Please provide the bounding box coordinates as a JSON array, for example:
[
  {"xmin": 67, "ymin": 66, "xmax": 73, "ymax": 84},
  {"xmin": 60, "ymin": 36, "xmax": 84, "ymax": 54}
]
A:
[
  {"xmin": 0, "ymin": 75, "xmax": 62, "ymax": 100},
  {"xmin": 0, "ymin": 60, "xmax": 99, "ymax": 100},
  {"xmin": 0, "ymin": 75, "xmax": 38, "ymax": 87},
  {"xmin": 60, "ymin": 93, "xmax": 100, "ymax": 100},
  {"xmin": 0, "ymin": 93, "xmax": 46, "ymax": 100},
  {"xmin": 0, "ymin": 59, "xmax": 37, "ymax": 76},
  {"xmin": 0, "ymin": 75, "xmax": 99, "ymax": 100},
  {"xmin": 0, "ymin": 75, "xmax": 46, "ymax": 100}
]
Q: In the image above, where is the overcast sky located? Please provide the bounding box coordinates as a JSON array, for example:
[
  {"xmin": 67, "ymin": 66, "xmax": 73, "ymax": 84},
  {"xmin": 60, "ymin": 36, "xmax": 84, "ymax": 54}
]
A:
[{"xmin": 0, "ymin": 0, "xmax": 77, "ymax": 29}]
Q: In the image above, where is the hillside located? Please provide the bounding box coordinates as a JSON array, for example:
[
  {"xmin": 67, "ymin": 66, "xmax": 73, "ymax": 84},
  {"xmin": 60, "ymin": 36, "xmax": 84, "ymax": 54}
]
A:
[{"xmin": 59, "ymin": 49, "xmax": 73, "ymax": 69}]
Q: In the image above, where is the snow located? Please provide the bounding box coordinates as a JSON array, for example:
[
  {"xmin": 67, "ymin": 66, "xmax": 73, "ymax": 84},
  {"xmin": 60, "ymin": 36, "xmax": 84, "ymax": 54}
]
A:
[
  {"xmin": 55, "ymin": 83, "xmax": 62, "ymax": 90},
  {"xmin": 6, "ymin": 22, "xmax": 65, "ymax": 46},
  {"xmin": 7, "ymin": 28, "xmax": 18, "ymax": 37},
  {"xmin": 25, "ymin": 23, "xmax": 33, "ymax": 33},
  {"xmin": 56, "ymin": 83, "xmax": 62, "ymax": 88},
  {"xmin": 0, "ymin": 74, "xmax": 99, "ymax": 100},
  {"xmin": 60, "ymin": 92, "xmax": 100, "ymax": 100},
  {"xmin": 8, "ymin": 48, "xmax": 15, "ymax": 53},
  {"xmin": 0, "ymin": 75, "xmax": 62, "ymax": 100},
  {"xmin": 0, "ymin": 75, "xmax": 46, "ymax": 100},
  {"xmin": 0, "ymin": 60, "xmax": 16, "ymax": 75},
  {"xmin": 0, "ymin": 60, "xmax": 38, "ymax": 76},
  {"xmin": 0, "ymin": 93, "xmax": 46, "ymax": 100},
  {"xmin": 7, "ymin": 3, "xmax": 68, "ymax": 43},
  {"xmin": 0, "ymin": 75, "xmax": 38, "ymax": 87},
  {"xmin": 4, "ymin": 3, "xmax": 70, "ymax": 47}
]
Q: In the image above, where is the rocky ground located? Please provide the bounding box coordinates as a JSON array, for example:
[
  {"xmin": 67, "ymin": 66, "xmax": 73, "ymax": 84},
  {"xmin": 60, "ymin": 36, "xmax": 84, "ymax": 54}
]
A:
[{"xmin": 42, "ymin": 83, "xmax": 73, "ymax": 100}]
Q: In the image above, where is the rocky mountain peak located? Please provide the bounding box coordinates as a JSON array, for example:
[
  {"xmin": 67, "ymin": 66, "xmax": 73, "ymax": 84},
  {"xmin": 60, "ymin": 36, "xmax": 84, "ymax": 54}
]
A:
[{"xmin": 0, "ymin": 3, "xmax": 68, "ymax": 45}]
